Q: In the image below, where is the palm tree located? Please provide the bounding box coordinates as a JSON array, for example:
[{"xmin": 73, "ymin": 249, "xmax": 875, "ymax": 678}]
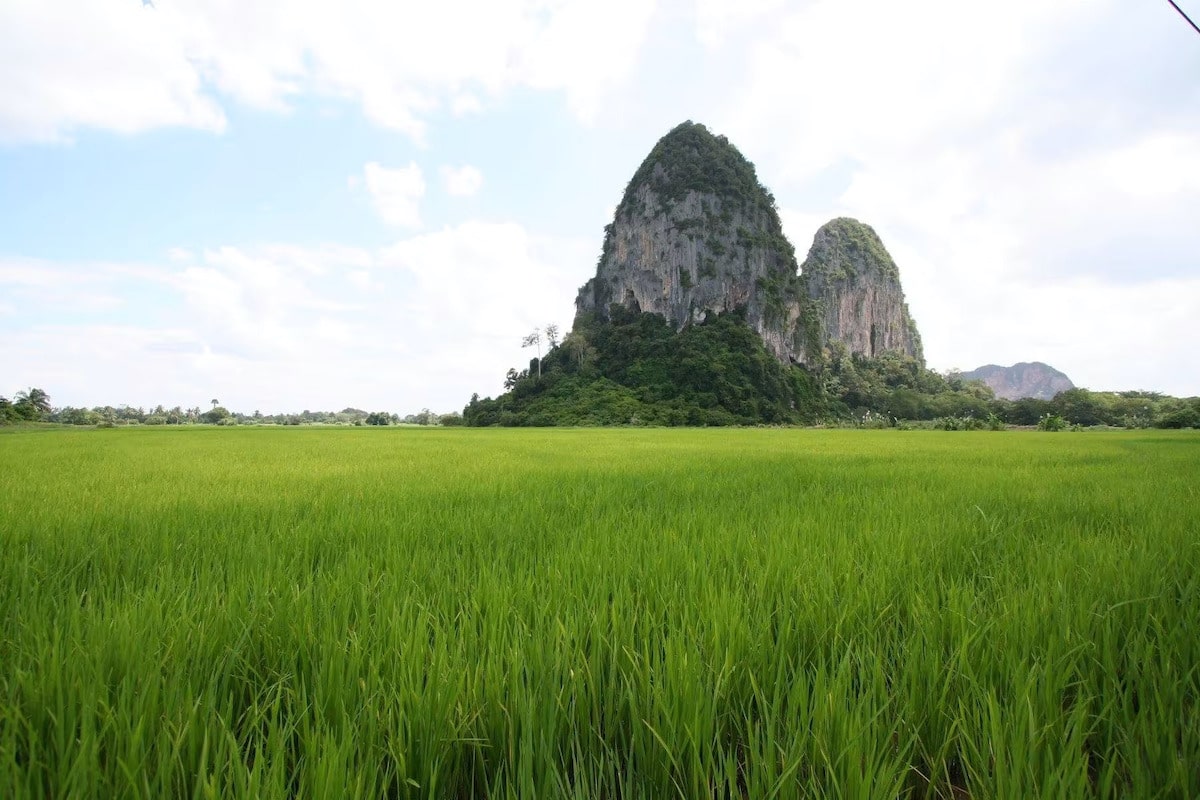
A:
[
  {"xmin": 211, "ymin": 398, "xmax": 219, "ymax": 409},
  {"xmin": 15, "ymin": 388, "xmax": 51, "ymax": 419}
]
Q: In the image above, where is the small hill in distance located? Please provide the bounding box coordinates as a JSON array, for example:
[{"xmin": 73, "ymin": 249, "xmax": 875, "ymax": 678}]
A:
[{"xmin": 961, "ymin": 362, "xmax": 1075, "ymax": 401}]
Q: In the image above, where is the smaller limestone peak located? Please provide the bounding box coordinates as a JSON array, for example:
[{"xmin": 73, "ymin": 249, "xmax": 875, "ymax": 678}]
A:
[
  {"xmin": 803, "ymin": 218, "xmax": 900, "ymax": 283},
  {"xmin": 800, "ymin": 218, "xmax": 923, "ymax": 363}
]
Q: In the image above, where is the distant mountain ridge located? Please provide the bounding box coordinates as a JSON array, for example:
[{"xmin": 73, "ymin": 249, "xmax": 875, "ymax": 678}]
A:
[{"xmin": 961, "ymin": 362, "xmax": 1074, "ymax": 400}]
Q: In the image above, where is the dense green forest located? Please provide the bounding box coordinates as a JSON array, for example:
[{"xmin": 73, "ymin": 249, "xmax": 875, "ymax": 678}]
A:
[{"xmin": 464, "ymin": 309, "xmax": 1200, "ymax": 430}]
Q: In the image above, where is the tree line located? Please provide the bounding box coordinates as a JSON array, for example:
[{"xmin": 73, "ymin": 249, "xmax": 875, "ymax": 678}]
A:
[{"xmin": 0, "ymin": 390, "xmax": 464, "ymax": 428}]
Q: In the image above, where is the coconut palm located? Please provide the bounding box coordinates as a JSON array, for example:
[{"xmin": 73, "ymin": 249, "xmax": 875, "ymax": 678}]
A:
[{"xmin": 14, "ymin": 387, "xmax": 51, "ymax": 419}]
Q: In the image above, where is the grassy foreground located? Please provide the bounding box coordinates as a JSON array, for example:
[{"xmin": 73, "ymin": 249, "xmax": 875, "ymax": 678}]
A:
[{"xmin": 1, "ymin": 428, "xmax": 1197, "ymax": 799}]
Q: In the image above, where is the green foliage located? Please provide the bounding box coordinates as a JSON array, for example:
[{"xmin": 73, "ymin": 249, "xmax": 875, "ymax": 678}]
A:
[
  {"xmin": 466, "ymin": 309, "xmax": 813, "ymax": 427},
  {"xmin": 1155, "ymin": 403, "xmax": 1200, "ymax": 429},
  {"xmin": 1038, "ymin": 413, "xmax": 1068, "ymax": 432},
  {"xmin": 802, "ymin": 218, "xmax": 899, "ymax": 283},
  {"xmin": 937, "ymin": 415, "xmax": 988, "ymax": 431},
  {"xmin": 819, "ymin": 349, "xmax": 993, "ymax": 423},
  {"xmin": 200, "ymin": 406, "xmax": 232, "ymax": 424},
  {"xmin": 619, "ymin": 121, "xmax": 776, "ymax": 217},
  {"xmin": 0, "ymin": 388, "xmax": 52, "ymax": 423},
  {"xmin": 1050, "ymin": 388, "xmax": 1108, "ymax": 427},
  {"xmin": 1, "ymin": 428, "xmax": 1198, "ymax": 797},
  {"xmin": 365, "ymin": 411, "xmax": 391, "ymax": 426},
  {"xmin": 796, "ymin": 290, "xmax": 825, "ymax": 366},
  {"xmin": 983, "ymin": 389, "xmax": 1200, "ymax": 430},
  {"xmin": 754, "ymin": 272, "xmax": 807, "ymax": 328}
]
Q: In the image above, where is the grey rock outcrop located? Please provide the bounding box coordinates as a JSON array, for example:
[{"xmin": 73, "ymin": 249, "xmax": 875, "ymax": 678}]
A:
[
  {"xmin": 573, "ymin": 122, "xmax": 924, "ymax": 366},
  {"xmin": 960, "ymin": 362, "xmax": 1074, "ymax": 400},
  {"xmin": 800, "ymin": 218, "xmax": 923, "ymax": 362}
]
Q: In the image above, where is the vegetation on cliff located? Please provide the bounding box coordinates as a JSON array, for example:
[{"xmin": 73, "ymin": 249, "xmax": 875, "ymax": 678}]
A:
[
  {"xmin": 802, "ymin": 217, "xmax": 899, "ymax": 283},
  {"xmin": 466, "ymin": 309, "xmax": 821, "ymax": 427},
  {"xmin": 617, "ymin": 121, "xmax": 781, "ymax": 220}
]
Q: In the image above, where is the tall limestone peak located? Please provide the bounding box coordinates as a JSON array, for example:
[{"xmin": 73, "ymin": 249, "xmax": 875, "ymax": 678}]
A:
[
  {"xmin": 800, "ymin": 218, "xmax": 924, "ymax": 363},
  {"xmin": 574, "ymin": 122, "xmax": 923, "ymax": 367},
  {"xmin": 574, "ymin": 121, "xmax": 804, "ymax": 361}
]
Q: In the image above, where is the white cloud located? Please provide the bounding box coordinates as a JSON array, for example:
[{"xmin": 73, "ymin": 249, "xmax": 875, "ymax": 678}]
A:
[
  {"xmin": 0, "ymin": 0, "xmax": 661, "ymax": 143},
  {"xmin": 363, "ymin": 162, "xmax": 425, "ymax": 228},
  {"xmin": 512, "ymin": 0, "xmax": 659, "ymax": 122},
  {"xmin": 0, "ymin": 224, "xmax": 589, "ymax": 412},
  {"xmin": 441, "ymin": 164, "xmax": 484, "ymax": 197},
  {"xmin": 451, "ymin": 94, "xmax": 483, "ymax": 116},
  {"xmin": 0, "ymin": 257, "xmax": 126, "ymax": 312},
  {"xmin": 0, "ymin": 1, "xmax": 226, "ymax": 142},
  {"xmin": 694, "ymin": 0, "xmax": 784, "ymax": 49},
  {"xmin": 375, "ymin": 221, "xmax": 590, "ymax": 402},
  {"xmin": 727, "ymin": 0, "xmax": 1093, "ymax": 183}
]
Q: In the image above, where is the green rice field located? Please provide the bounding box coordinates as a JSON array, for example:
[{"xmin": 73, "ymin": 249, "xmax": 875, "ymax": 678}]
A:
[{"xmin": 1, "ymin": 427, "xmax": 1197, "ymax": 798}]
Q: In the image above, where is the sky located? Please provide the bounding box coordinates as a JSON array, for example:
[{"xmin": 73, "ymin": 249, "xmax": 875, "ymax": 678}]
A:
[{"xmin": 1, "ymin": 0, "xmax": 1198, "ymax": 414}]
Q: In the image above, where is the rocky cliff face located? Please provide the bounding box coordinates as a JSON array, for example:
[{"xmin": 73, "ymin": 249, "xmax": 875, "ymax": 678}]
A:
[
  {"xmin": 574, "ymin": 122, "xmax": 923, "ymax": 366},
  {"xmin": 574, "ymin": 122, "xmax": 806, "ymax": 361},
  {"xmin": 800, "ymin": 218, "xmax": 923, "ymax": 362},
  {"xmin": 961, "ymin": 362, "xmax": 1074, "ymax": 400}
]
